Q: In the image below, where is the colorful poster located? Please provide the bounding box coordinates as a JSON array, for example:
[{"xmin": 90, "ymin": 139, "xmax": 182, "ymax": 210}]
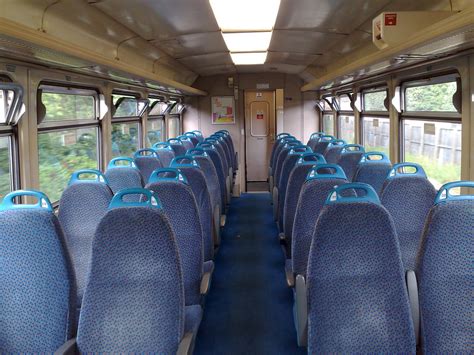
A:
[{"xmin": 211, "ymin": 96, "xmax": 235, "ymax": 124}]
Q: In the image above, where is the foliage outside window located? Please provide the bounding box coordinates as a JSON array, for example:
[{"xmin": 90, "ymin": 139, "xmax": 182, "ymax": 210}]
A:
[
  {"xmin": 112, "ymin": 122, "xmax": 140, "ymax": 157},
  {"xmin": 147, "ymin": 118, "xmax": 164, "ymax": 147},
  {"xmin": 0, "ymin": 136, "xmax": 12, "ymax": 201},
  {"xmin": 401, "ymin": 77, "xmax": 461, "ymax": 188},
  {"xmin": 38, "ymin": 86, "xmax": 99, "ymax": 202},
  {"xmin": 361, "ymin": 89, "xmax": 390, "ymax": 155},
  {"xmin": 363, "ymin": 90, "xmax": 388, "ymax": 112}
]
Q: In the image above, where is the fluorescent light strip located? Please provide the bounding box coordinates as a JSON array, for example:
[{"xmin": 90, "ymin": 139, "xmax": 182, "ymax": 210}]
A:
[
  {"xmin": 209, "ymin": 0, "xmax": 281, "ymax": 32},
  {"xmin": 223, "ymin": 32, "xmax": 272, "ymax": 52},
  {"xmin": 230, "ymin": 52, "xmax": 267, "ymax": 65}
]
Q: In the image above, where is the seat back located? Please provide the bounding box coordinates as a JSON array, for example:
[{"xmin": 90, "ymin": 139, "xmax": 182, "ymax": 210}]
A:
[
  {"xmin": 178, "ymin": 135, "xmax": 195, "ymax": 151},
  {"xmin": 417, "ymin": 181, "xmax": 474, "ymax": 353},
  {"xmin": 312, "ymin": 134, "xmax": 334, "ymax": 154},
  {"xmin": 323, "ymin": 139, "xmax": 346, "ymax": 163},
  {"xmin": 168, "ymin": 138, "xmax": 188, "ymax": 156},
  {"xmin": 277, "ymin": 145, "xmax": 312, "ymax": 231},
  {"xmin": 152, "ymin": 142, "xmax": 176, "ymax": 167},
  {"xmin": 76, "ymin": 188, "xmax": 184, "ymax": 353},
  {"xmin": 206, "ymin": 137, "xmax": 229, "ymax": 177},
  {"xmin": 271, "ymin": 135, "xmax": 296, "ymax": 171},
  {"xmin": 134, "ymin": 148, "xmax": 163, "ymax": 184},
  {"xmin": 210, "ymin": 133, "xmax": 232, "ymax": 173},
  {"xmin": 217, "ymin": 130, "xmax": 237, "ymax": 170},
  {"xmin": 292, "ymin": 164, "xmax": 348, "ymax": 274},
  {"xmin": 306, "ymin": 132, "xmax": 324, "ymax": 151},
  {"xmin": 270, "ymin": 133, "xmax": 291, "ymax": 168},
  {"xmin": 58, "ymin": 170, "xmax": 113, "ymax": 309},
  {"xmin": 192, "ymin": 130, "xmax": 204, "ymax": 143},
  {"xmin": 336, "ymin": 144, "xmax": 365, "ymax": 181},
  {"xmin": 104, "ymin": 157, "xmax": 143, "ymax": 202},
  {"xmin": 145, "ymin": 168, "xmax": 203, "ymax": 306},
  {"xmin": 307, "ymin": 183, "xmax": 415, "ymax": 353},
  {"xmin": 283, "ymin": 153, "xmax": 326, "ymax": 245},
  {"xmin": 273, "ymin": 141, "xmax": 302, "ymax": 188},
  {"xmin": 0, "ymin": 191, "xmax": 75, "ymax": 352},
  {"xmin": 353, "ymin": 152, "xmax": 392, "ymax": 195},
  {"xmin": 184, "ymin": 131, "xmax": 199, "ymax": 146},
  {"xmin": 199, "ymin": 142, "xmax": 227, "ymax": 206},
  {"xmin": 171, "ymin": 156, "xmax": 213, "ymax": 261},
  {"xmin": 381, "ymin": 163, "xmax": 436, "ymax": 271}
]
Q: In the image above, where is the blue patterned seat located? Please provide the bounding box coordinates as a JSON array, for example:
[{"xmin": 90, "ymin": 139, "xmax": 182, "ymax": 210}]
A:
[
  {"xmin": 205, "ymin": 137, "xmax": 232, "ymax": 203},
  {"xmin": 291, "ymin": 164, "xmax": 348, "ymax": 278},
  {"xmin": 104, "ymin": 157, "xmax": 143, "ymax": 202},
  {"xmin": 282, "ymin": 153, "xmax": 326, "ymax": 256},
  {"xmin": 152, "ymin": 142, "xmax": 176, "ymax": 167},
  {"xmin": 145, "ymin": 169, "xmax": 206, "ymax": 306},
  {"xmin": 58, "ymin": 170, "xmax": 113, "ymax": 312},
  {"xmin": 184, "ymin": 131, "xmax": 200, "ymax": 146},
  {"xmin": 188, "ymin": 148, "xmax": 223, "ymax": 246},
  {"xmin": 74, "ymin": 188, "xmax": 198, "ymax": 354},
  {"xmin": 210, "ymin": 133, "xmax": 233, "ymax": 176},
  {"xmin": 168, "ymin": 138, "xmax": 188, "ymax": 156},
  {"xmin": 217, "ymin": 130, "xmax": 238, "ymax": 171},
  {"xmin": 306, "ymin": 183, "xmax": 416, "ymax": 353},
  {"xmin": 134, "ymin": 148, "xmax": 163, "ymax": 184},
  {"xmin": 311, "ymin": 134, "xmax": 334, "ymax": 154},
  {"xmin": 192, "ymin": 130, "xmax": 204, "ymax": 143},
  {"xmin": 381, "ymin": 163, "xmax": 436, "ymax": 271},
  {"xmin": 171, "ymin": 156, "xmax": 214, "ymax": 263},
  {"xmin": 416, "ymin": 181, "xmax": 474, "ymax": 353},
  {"xmin": 199, "ymin": 142, "xmax": 227, "ymax": 208},
  {"xmin": 269, "ymin": 135, "xmax": 296, "ymax": 191},
  {"xmin": 353, "ymin": 151, "xmax": 392, "ymax": 195},
  {"xmin": 276, "ymin": 145, "xmax": 312, "ymax": 232},
  {"xmin": 178, "ymin": 135, "xmax": 195, "ymax": 151},
  {"xmin": 336, "ymin": 144, "xmax": 365, "ymax": 181},
  {"xmin": 323, "ymin": 139, "xmax": 346, "ymax": 163},
  {"xmin": 0, "ymin": 191, "xmax": 75, "ymax": 353},
  {"xmin": 306, "ymin": 132, "xmax": 324, "ymax": 151}
]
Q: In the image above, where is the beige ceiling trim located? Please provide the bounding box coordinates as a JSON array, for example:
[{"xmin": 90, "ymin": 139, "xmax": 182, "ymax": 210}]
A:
[
  {"xmin": 0, "ymin": 17, "xmax": 207, "ymax": 96},
  {"xmin": 301, "ymin": 6, "xmax": 474, "ymax": 92}
]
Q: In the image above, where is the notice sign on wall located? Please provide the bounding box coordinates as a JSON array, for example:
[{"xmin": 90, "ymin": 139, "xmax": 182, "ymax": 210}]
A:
[
  {"xmin": 211, "ymin": 96, "xmax": 235, "ymax": 124},
  {"xmin": 256, "ymin": 110, "xmax": 264, "ymax": 120}
]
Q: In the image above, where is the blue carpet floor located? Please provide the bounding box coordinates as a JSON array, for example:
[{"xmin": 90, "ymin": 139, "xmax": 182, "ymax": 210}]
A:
[{"xmin": 194, "ymin": 193, "xmax": 306, "ymax": 355}]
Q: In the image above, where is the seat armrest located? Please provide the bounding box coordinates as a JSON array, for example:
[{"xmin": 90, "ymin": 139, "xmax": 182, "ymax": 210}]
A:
[
  {"xmin": 406, "ymin": 270, "xmax": 420, "ymax": 345},
  {"xmin": 200, "ymin": 271, "xmax": 212, "ymax": 295},
  {"xmin": 295, "ymin": 275, "xmax": 308, "ymax": 347},
  {"xmin": 285, "ymin": 260, "xmax": 295, "ymax": 287},
  {"xmin": 177, "ymin": 332, "xmax": 194, "ymax": 355},
  {"xmin": 54, "ymin": 338, "xmax": 77, "ymax": 355}
]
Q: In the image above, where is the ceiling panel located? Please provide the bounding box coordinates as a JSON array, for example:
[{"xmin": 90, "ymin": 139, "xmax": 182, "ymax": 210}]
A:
[
  {"xmin": 275, "ymin": 0, "xmax": 391, "ymax": 34},
  {"xmin": 93, "ymin": 0, "xmax": 219, "ymax": 40},
  {"xmin": 152, "ymin": 32, "xmax": 227, "ymax": 58},
  {"xmin": 270, "ymin": 30, "xmax": 346, "ymax": 54},
  {"xmin": 267, "ymin": 51, "xmax": 321, "ymax": 66},
  {"xmin": 196, "ymin": 64, "xmax": 237, "ymax": 76},
  {"xmin": 178, "ymin": 52, "xmax": 233, "ymax": 68}
]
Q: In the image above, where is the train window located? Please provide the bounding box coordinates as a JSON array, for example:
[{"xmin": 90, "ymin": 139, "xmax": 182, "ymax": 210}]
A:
[
  {"xmin": 401, "ymin": 76, "xmax": 461, "ymax": 188},
  {"xmin": 337, "ymin": 94, "xmax": 354, "ymax": 143},
  {"xmin": 0, "ymin": 135, "xmax": 12, "ymax": 202},
  {"xmin": 361, "ymin": 89, "xmax": 390, "ymax": 155},
  {"xmin": 38, "ymin": 85, "xmax": 99, "ymax": 202},
  {"xmin": 321, "ymin": 97, "xmax": 335, "ymax": 136},
  {"xmin": 0, "ymin": 89, "xmax": 14, "ymax": 124},
  {"xmin": 111, "ymin": 93, "xmax": 147, "ymax": 157},
  {"xmin": 146, "ymin": 97, "xmax": 166, "ymax": 147},
  {"xmin": 168, "ymin": 115, "xmax": 181, "ymax": 138}
]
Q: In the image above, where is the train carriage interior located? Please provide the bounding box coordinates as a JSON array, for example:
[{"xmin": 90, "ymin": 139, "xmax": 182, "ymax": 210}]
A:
[{"xmin": 0, "ymin": 0, "xmax": 473, "ymax": 353}]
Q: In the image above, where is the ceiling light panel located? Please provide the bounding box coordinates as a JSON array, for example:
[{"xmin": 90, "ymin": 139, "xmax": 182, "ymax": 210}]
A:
[
  {"xmin": 223, "ymin": 32, "xmax": 272, "ymax": 52},
  {"xmin": 230, "ymin": 52, "xmax": 267, "ymax": 65},
  {"xmin": 209, "ymin": 0, "xmax": 281, "ymax": 32}
]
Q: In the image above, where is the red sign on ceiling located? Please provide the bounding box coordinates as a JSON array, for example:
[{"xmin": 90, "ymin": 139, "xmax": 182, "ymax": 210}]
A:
[{"xmin": 385, "ymin": 13, "xmax": 397, "ymax": 26}]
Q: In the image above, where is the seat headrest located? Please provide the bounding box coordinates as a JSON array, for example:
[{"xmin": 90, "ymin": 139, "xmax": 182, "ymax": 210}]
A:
[
  {"xmin": 107, "ymin": 157, "xmax": 137, "ymax": 169},
  {"xmin": 306, "ymin": 164, "xmax": 347, "ymax": 181},
  {"xmin": 326, "ymin": 183, "xmax": 380, "ymax": 205},
  {"xmin": 359, "ymin": 151, "xmax": 391, "ymax": 164},
  {"xmin": 170, "ymin": 155, "xmax": 200, "ymax": 168},
  {"xmin": 69, "ymin": 169, "xmax": 108, "ymax": 186},
  {"xmin": 296, "ymin": 153, "xmax": 326, "ymax": 165},
  {"xmin": 0, "ymin": 190, "xmax": 53, "ymax": 212},
  {"xmin": 387, "ymin": 162, "xmax": 426, "ymax": 179},
  {"xmin": 148, "ymin": 168, "xmax": 188, "ymax": 185},
  {"xmin": 109, "ymin": 188, "xmax": 162, "ymax": 209},
  {"xmin": 134, "ymin": 148, "xmax": 159, "ymax": 158},
  {"xmin": 435, "ymin": 180, "xmax": 474, "ymax": 204}
]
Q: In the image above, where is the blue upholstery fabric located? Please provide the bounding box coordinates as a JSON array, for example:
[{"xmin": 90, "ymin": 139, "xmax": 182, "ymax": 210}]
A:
[
  {"xmin": 271, "ymin": 139, "xmax": 292, "ymax": 171},
  {"xmin": 191, "ymin": 154, "xmax": 221, "ymax": 217},
  {"xmin": 337, "ymin": 150, "xmax": 365, "ymax": 181},
  {"xmin": 180, "ymin": 139, "xmax": 194, "ymax": 151},
  {"xmin": 177, "ymin": 167, "xmax": 214, "ymax": 261},
  {"xmin": 224, "ymin": 134, "xmax": 237, "ymax": 170},
  {"xmin": 277, "ymin": 154, "xmax": 305, "ymax": 231},
  {"xmin": 417, "ymin": 199, "xmax": 473, "ymax": 353},
  {"xmin": 324, "ymin": 145, "xmax": 344, "ymax": 164},
  {"xmin": 307, "ymin": 202, "xmax": 416, "ymax": 353},
  {"xmin": 283, "ymin": 164, "xmax": 318, "ymax": 248},
  {"xmin": 312, "ymin": 141, "xmax": 331, "ymax": 155},
  {"xmin": 170, "ymin": 143, "xmax": 187, "ymax": 156},
  {"xmin": 145, "ymin": 180, "xmax": 203, "ymax": 306},
  {"xmin": 0, "ymin": 209, "xmax": 75, "ymax": 352},
  {"xmin": 134, "ymin": 155, "xmax": 163, "ymax": 184},
  {"xmin": 202, "ymin": 147, "xmax": 227, "ymax": 207},
  {"xmin": 58, "ymin": 182, "xmax": 113, "ymax": 309},
  {"xmin": 213, "ymin": 136, "xmax": 232, "ymax": 172},
  {"xmin": 155, "ymin": 149, "xmax": 175, "ymax": 167},
  {"xmin": 307, "ymin": 138, "xmax": 320, "ymax": 152},
  {"xmin": 105, "ymin": 167, "xmax": 144, "ymax": 202},
  {"xmin": 381, "ymin": 176, "xmax": 436, "ymax": 271},
  {"xmin": 353, "ymin": 160, "xmax": 392, "ymax": 195},
  {"xmin": 274, "ymin": 147, "xmax": 294, "ymax": 188},
  {"xmin": 209, "ymin": 141, "xmax": 229, "ymax": 178},
  {"xmin": 185, "ymin": 305, "xmax": 204, "ymax": 334},
  {"xmin": 291, "ymin": 177, "xmax": 348, "ymax": 275},
  {"xmin": 76, "ymin": 207, "xmax": 184, "ymax": 353}
]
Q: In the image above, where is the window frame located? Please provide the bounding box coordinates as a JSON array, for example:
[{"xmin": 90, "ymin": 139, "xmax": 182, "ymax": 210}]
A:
[
  {"xmin": 360, "ymin": 87, "xmax": 390, "ymax": 152},
  {"xmin": 319, "ymin": 96, "xmax": 336, "ymax": 136},
  {"xmin": 147, "ymin": 96, "xmax": 167, "ymax": 145},
  {"xmin": 336, "ymin": 93, "xmax": 355, "ymax": 143},
  {"xmin": 399, "ymin": 74, "xmax": 461, "ymax": 162},
  {"xmin": 37, "ymin": 83, "xmax": 102, "ymax": 204}
]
